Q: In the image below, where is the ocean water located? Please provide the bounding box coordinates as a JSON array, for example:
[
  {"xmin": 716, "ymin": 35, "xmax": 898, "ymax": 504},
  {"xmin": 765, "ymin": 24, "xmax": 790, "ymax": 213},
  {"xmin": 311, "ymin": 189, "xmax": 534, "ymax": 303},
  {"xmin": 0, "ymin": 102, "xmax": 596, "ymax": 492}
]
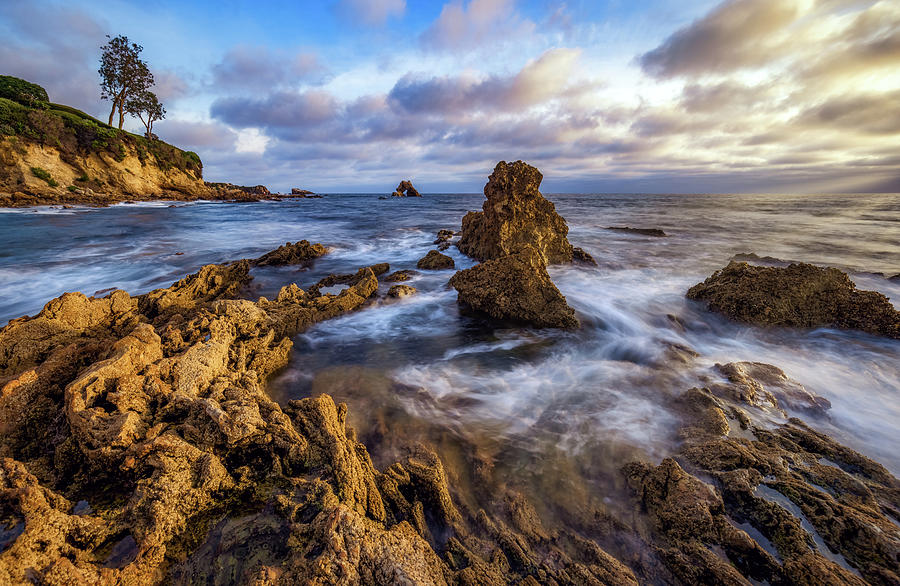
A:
[{"xmin": 1, "ymin": 193, "xmax": 899, "ymax": 493}]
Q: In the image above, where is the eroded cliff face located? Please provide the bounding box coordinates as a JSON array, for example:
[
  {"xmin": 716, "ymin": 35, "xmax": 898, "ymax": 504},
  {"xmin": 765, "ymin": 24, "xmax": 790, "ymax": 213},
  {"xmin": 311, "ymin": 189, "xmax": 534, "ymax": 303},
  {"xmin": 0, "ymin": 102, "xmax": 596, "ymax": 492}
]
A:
[{"xmin": 0, "ymin": 139, "xmax": 210, "ymax": 205}]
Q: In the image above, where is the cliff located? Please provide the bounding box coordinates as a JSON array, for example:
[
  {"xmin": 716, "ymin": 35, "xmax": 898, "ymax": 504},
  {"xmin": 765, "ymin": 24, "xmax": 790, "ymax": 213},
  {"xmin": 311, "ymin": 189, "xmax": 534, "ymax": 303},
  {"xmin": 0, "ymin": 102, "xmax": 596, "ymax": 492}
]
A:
[{"xmin": 0, "ymin": 76, "xmax": 264, "ymax": 206}]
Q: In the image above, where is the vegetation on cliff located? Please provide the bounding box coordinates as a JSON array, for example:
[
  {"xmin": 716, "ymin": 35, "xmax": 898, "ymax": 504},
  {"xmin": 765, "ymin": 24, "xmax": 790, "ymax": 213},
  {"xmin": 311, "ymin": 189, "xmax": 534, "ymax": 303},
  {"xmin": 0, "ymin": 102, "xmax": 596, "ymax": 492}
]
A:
[{"xmin": 0, "ymin": 77, "xmax": 201, "ymax": 178}]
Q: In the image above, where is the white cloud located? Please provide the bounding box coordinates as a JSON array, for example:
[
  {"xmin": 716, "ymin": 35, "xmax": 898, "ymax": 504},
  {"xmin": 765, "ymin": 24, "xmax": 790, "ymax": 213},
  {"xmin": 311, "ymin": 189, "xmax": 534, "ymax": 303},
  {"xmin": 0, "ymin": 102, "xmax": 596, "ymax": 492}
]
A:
[{"xmin": 234, "ymin": 128, "xmax": 270, "ymax": 154}]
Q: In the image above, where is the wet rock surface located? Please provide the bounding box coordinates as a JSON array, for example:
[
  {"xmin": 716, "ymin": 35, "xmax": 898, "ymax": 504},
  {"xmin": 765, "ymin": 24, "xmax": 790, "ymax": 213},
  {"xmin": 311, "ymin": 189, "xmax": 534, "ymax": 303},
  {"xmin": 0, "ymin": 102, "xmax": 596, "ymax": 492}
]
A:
[
  {"xmin": 387, "ymin": 285, "xmax": 417, "ymax": 299},
  {"xmin": 251, "ymin": 240, "xmax": 327, "ymax": 267},
  {"xmin": 688, "ymin": 261, "xmax": 900, "ymax": 338},
  {"xmin": 449, "ymin": 247, "xmax": 578, "ymax": 329},
  {"xmin": 384, "ymin": 269, "xmax": 417, "ymax": 282},
  {"xmin": 416, "ymin": 250, "xmax": 455, "ymax": 270},
  {"xmin": 622, "ymin": 361, "xmax": 900, "ymax": 586},
  {"xmin": 456, "ymin": 161, "xmax": 574, "ymax": 265}
]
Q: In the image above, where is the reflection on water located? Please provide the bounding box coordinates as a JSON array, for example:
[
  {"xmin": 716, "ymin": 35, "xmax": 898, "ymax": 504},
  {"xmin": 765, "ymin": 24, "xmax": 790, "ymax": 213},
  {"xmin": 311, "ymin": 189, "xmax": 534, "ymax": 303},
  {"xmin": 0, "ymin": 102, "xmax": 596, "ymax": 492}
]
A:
[{"xmin": 2, "ymin": 194, "xmax": 899, "ymax": 512}]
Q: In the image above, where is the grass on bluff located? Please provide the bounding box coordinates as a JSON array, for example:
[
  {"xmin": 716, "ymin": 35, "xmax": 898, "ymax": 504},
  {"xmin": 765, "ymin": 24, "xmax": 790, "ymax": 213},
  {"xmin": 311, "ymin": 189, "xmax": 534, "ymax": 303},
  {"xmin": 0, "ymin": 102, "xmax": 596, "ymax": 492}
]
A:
[
  {"xmin": 30, "ymin": 166, "xmax": 58, "ymax": 187},
  {"xmin": 0, "ymin": 76, "xmax": 202, "ymax": 177}
]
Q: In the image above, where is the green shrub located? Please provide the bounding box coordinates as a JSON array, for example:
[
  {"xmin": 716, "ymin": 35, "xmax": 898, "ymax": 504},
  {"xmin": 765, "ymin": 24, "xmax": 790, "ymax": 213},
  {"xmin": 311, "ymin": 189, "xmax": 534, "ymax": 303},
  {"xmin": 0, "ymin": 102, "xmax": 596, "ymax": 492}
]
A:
[
  {"xmin": 30, "ymin": 166, "xmax": 58, "ymax": 187},
  {"xmin": 0, "ymin": 76, "xmax": 49, "ymax": 106},
  {"xmin": 47, "ymin": 103, "xmax": 108, "ymax": 126},
  {"xmin": 27, "ymin": 110, "xmax": 64, "ymax": 145},
  {"xmin": 0, "ymin": 97, "xmax": 30, "ymax": 136},
  {"xmin": 75, "ymin": 172, "xmax": 89, "ymax": 182},
  {"xmin": 67, "ymin": 185, "xmax": 78, "ymax": 192}
]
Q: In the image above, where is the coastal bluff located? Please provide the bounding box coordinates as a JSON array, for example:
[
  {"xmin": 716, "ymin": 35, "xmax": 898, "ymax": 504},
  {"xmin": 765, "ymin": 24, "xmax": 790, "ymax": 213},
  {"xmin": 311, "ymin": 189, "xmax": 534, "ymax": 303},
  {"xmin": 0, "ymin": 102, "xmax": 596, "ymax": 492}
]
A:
[{"xmin": 0, "ymin": 76, "xmax": 278, "ymax": 206}]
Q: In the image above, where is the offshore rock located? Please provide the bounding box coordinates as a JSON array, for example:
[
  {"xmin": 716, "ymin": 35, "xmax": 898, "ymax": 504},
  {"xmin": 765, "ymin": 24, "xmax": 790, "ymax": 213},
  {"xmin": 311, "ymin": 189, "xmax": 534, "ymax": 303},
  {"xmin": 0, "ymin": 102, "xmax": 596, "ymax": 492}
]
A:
[
  {"xmin": 416, "ymin": 250, "xmax": 455, "ymax": 270},
  {"xmin": 391, "ymin": 180, "xmax": 421, "ymax": 197},
  {"xmin": 606, "ymin": 226, "xmax": 667, "ymax": 237},
  {"xmin": 456, "ymin": 161, "xmax": 574, "ymax": 265},
  {"xmin": 449, "ymin": 247, "xmax": 578, "ymax": 329},
  {"xmin": 251, "ymin": 240, "xmax": 327, "ymax": 267},
  {"xmin": 688, "ymin": 261, "xmax": 900, "ymax": 338}
]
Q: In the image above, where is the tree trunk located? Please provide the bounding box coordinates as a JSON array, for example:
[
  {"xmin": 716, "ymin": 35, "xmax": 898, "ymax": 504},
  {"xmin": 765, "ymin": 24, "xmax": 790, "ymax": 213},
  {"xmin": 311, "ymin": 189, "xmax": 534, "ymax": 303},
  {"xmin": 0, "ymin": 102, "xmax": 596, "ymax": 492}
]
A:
[
  {"xmin": 118, "ymin": 102, "xmax": 125, "ymax": 130},
  {"xmin": 108, "ymin": 103, "xmax": 116, "ymax": 126}
]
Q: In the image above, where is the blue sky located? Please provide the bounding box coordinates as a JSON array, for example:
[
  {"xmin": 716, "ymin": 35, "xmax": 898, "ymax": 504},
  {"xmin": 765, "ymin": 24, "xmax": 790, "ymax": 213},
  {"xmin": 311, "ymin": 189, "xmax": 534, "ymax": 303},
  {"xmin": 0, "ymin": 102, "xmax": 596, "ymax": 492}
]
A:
[{"xmin": 1, "ymin": 0, "xmax": 898, "ymax": 193}]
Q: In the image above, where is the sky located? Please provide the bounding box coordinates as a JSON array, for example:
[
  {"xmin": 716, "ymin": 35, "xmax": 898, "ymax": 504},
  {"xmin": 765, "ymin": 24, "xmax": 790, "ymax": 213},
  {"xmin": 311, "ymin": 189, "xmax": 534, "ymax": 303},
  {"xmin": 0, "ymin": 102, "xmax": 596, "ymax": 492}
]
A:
[{"xmin": 1, "ymin": 0, "xmax": 898, "ymax": 193}]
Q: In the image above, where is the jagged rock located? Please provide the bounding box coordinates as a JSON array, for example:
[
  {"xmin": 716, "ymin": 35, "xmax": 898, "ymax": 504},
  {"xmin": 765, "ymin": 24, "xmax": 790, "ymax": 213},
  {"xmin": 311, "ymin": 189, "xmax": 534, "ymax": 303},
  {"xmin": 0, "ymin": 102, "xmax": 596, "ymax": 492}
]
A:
[
  {"xmin": 416, "ymin": 250, "xmax": 454, "ymax": 270},
  {"xmin": 449, "ymin": 247, "xmax": 578, "ymax": 329},
  {"xmin": 606, "ymin": 226, "xmax": 667, "ymax": 237},
  {"xmin": 633, "ymin": 362, "xmax": 900, "ymax": 585},
  {"xmin": 384, "ymin": 270, "xmax": 417, "ymax": 282},
  {"xmin": 457, "ymin": 161, "xmax": 573, "ymax": 265},
  {"xmin": 572, "ymin": 247, "xmax": 597, "ymax": 266},
  {"xmin": 688, "ymin": 261, "xmax": 900, "ymax": 338},
  {"xmin": 715, "ymin": 361, "xmax": 831, "ymax": 416},
  {"xmin": 251, "ymin": 240, "xmax": 326, "ymax": 267},
  {"xmin": 139, "ymin": 261, "xmax": 250, "ymax": 318},
  {"xmin": 434, "ymin": 229, "xmax": 455, "ymax": 245},
  {"xmin": 369, "ymin": 262, "xmax": 390, "ymax": 276},
  {"xmin": 0, "ymin": 290, "xmax": 137, "ymax": 377},
  {"xmin": 290, "ymin": 188, "xmax": 313, "ymax": 196},
  {"xmin": 392, "ymin": 180, "xmax": 421, "ymax": 197},
  {"xmin": 388, "ymin": 285, "xmax": 416, "ymax": 298}
]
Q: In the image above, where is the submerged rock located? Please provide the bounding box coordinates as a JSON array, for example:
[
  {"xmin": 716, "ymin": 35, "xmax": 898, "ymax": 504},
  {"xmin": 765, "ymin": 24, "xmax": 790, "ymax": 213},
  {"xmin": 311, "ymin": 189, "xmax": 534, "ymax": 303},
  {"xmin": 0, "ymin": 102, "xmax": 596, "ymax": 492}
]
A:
[
  {"xmin": 384, "ymin": 269, "xmax": 417, "ymax": 282},
  {"xmin": 606, "ymin": 226, "xmax": 667, "ymax": 237},
  {"xmin": 387, "ymin": 285, "xmax": 416, "ymax": 298},
  {"xmin": 572, "ymin": 246, "xmax": 597, "ymax": 266},
  {"xmin": 456, "ymin": 161, "xmax": 574, "ymax": 265},
  {"xmin": 688, "ymin": 261, "xmax": 900, "ymax": 338},
  {"xmin": 252, "ymin": 240, "xmax": 327, "ymax": 267},
  {"xmin": 416, "ymin": 250, "xmax": 454, "ymax": 270},
  {"xmin": 434, "ymin": 229, "xmax": 456, "ymax": 251},
  {"xmin": 449, "ymin": 247, "xmax": 578, "ymax": 329}
]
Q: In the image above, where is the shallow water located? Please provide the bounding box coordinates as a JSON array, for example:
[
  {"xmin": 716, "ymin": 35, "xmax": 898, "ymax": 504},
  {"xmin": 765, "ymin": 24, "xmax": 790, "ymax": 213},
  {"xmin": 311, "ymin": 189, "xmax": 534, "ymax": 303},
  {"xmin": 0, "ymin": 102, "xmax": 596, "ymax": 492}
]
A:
[{"xmin": 1, "ymin": 194, "xmax": 899, "ymax": 490}]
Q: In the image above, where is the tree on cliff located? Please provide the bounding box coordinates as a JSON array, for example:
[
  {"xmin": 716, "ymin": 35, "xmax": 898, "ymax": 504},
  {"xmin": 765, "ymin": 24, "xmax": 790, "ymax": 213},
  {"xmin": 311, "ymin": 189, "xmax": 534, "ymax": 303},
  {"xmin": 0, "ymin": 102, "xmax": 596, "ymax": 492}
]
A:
[
  {"xmin": 98, "ymin": 35, "xmax": 154, "ymax": 130},
  {"xmin": 126, "ymin": 90, "xmax": 165, "ymax": 139}
]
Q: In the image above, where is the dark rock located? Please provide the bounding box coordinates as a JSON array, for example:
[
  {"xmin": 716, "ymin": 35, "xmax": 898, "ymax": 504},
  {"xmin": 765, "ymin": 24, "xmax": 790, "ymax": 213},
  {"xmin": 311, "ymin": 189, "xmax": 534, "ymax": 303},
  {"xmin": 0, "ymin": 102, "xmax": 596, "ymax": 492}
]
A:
[
  {"xmin": 889, "ymin": 273, "xmax": 900, "ymax": 282},
  {"xmin": 384, "ymin": 270, "xmax": 417, "ymax": 282},
  {"xmin": 434, "ymin": 229, "xmax": 455, "ymax": 244},
  {"xmin": 606, "ymin": 226, "xmax": 667, "ymax": 237},
  {"xmin": 572, "ymin": 247, "xmax": 597, "ymax": 265},
  {"xmin": 715, "ymin": 361, "xmax": 831, "ymax": 417},
  {"xmin": 387, "ymin": 285, "xmax": 416, "ymax": 298},
  {"xmin": 291, "ymin": 188, "xmax": 313, "ymax": 196},
  {"xmin": 449, "ymin": 247, "xmax": 578, "ymax": 329},
  {"xmin": 456, "ymin": 161, "xmax": 574, "ymax": 265},
  {"xmin": 687, "ymin": 261, "xmax": 900, "ymax": 338},
  {"xmin": 416, "ymin": 250, "xmax": 454, "ymax": 270},
  {"xmin": 368, "ymin": 262, "xmax": 390, "ymax": 276},
  {"xmin": 252, "ymin": 240, "xmax": 327, "ymax": 267}
]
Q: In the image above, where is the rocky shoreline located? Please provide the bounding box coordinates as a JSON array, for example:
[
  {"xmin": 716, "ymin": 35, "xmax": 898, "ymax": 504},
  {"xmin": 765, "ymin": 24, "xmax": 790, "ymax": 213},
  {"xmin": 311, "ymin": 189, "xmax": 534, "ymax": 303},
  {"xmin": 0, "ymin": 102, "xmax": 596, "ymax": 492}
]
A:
[
  {"xmin": 1, "ymin": 162, "xmax": 898, "ymax": 584},
  {"xmin": 0, "ymin": 182, "xmax": 323, "ymax": 208}
]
